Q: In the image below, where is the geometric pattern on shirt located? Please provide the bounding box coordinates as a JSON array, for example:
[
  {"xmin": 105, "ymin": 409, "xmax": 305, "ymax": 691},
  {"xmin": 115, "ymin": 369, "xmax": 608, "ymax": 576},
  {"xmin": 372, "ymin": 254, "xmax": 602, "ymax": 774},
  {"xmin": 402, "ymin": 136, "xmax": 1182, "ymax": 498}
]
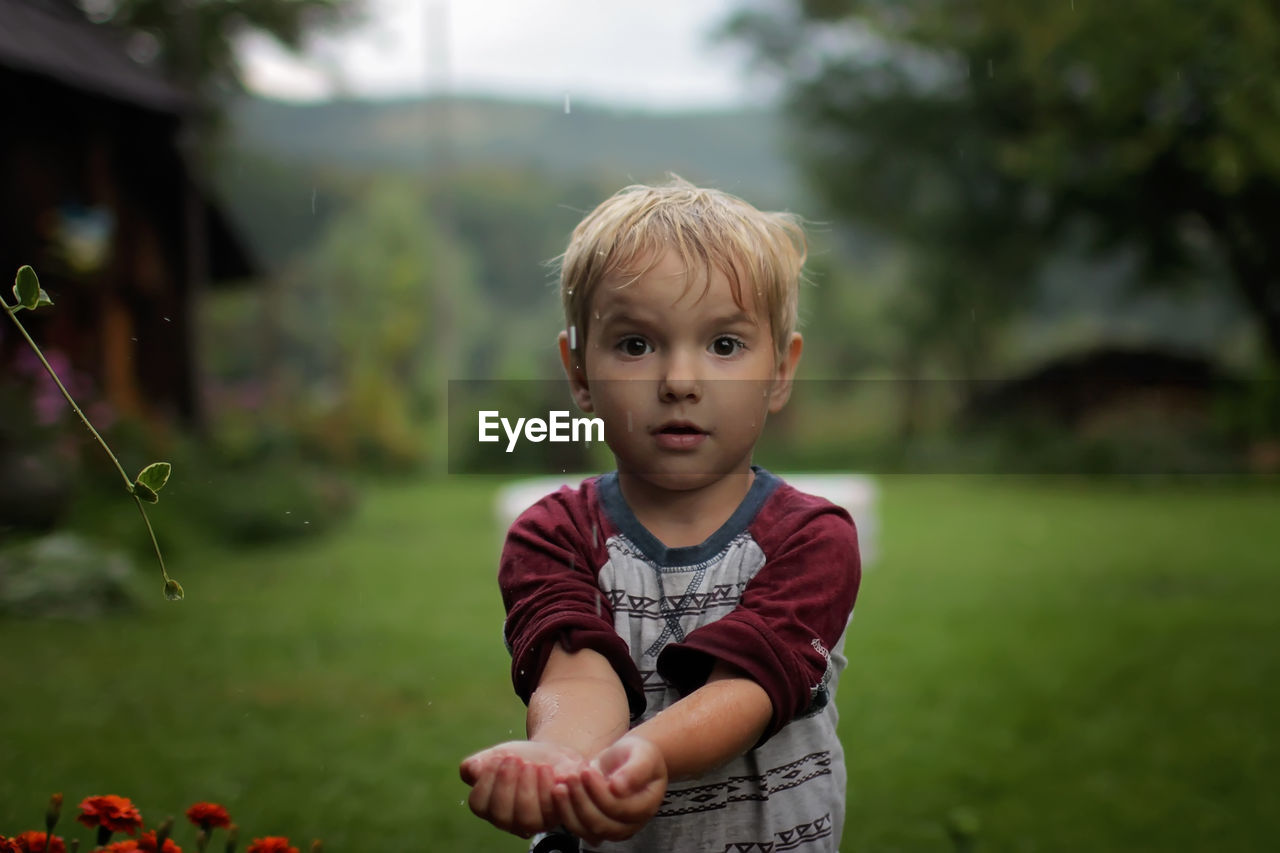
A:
[
  {"xmin": 655, "ymin": 752, "xmax": 833, "ymax": 817},
  {"xmin": 637, "ymin": 669, "xmax": 668, "ymax": 698},
  {"xmin": 605, "ymin": 532, "xmax": 756, "ymax": 658},
  {"xmin": 603, "ymin": 582, "xmax": 749, "ymax": 621},
  {"xmin": 713, "ymin": 813, "xmax": 835, "ymax": 853}
]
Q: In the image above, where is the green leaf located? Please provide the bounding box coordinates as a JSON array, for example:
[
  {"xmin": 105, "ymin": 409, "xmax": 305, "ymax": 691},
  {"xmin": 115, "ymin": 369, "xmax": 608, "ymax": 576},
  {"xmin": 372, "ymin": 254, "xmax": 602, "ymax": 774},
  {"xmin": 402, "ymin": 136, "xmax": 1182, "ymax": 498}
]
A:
[
  {"xmin": 135, "ymin": 462, "xmax": 171, "ymax": 498},
  {"xmin": 164, "ymin": 578, "xmax": 185, "ymax": 601},
  {"xmin": 14, "ymin": 265, "xmax": 51, "ymax": 310}
]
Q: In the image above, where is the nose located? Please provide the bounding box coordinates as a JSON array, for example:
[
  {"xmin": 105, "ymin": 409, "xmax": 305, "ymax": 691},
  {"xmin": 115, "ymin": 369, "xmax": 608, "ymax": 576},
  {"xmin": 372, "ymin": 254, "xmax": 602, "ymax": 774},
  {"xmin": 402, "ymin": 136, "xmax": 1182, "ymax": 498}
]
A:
[{"xmin": 658, "ymin": 347, "xmax": 702, "ymax": 402}]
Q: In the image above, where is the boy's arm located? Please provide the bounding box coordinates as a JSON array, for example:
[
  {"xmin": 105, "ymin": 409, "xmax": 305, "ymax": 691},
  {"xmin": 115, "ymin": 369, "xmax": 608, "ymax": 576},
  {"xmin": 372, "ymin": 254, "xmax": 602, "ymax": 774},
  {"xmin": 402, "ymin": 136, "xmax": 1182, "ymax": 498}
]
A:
[
  {"xmin": 460, "ymin": 642, "xmax": 633, "ymax": 839},
  {"xmin": 552, "ymin": 659, "xmax": 770, "ymax": 844},
  {"xmin": 526, "ymin": 645, "xmax": 770, "ymax": 781},
  {"xmin": 528, "ymin": 639, "xmax": 631, "ymax": 754},
  {"xmin": 462, "ymin": 641, "xmax": 631, "ymax": 781},
  {"xmin": 630, "ymin": 659, "xmax": 771, "ymax": 780}
]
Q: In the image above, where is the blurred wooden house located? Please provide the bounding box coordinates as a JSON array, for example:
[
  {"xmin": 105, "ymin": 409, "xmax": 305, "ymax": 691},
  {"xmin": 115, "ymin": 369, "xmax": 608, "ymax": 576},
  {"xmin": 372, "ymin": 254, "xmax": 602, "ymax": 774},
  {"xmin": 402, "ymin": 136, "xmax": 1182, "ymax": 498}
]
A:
[
  {"xmin": 0, "ymin": 0, "xmax": 254, "ymax": 427},
  {"xmin": 961, "ymin": 345, "xmax": 1238, "ymax": 432}
]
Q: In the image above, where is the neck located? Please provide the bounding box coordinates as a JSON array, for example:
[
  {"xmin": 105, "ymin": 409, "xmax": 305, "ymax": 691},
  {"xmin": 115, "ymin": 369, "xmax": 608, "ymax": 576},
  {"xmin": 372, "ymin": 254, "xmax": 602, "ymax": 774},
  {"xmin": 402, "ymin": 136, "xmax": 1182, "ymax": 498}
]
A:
[{"xmin": 617, "ymin": 466, "xmax": 756, "ymax": 548}]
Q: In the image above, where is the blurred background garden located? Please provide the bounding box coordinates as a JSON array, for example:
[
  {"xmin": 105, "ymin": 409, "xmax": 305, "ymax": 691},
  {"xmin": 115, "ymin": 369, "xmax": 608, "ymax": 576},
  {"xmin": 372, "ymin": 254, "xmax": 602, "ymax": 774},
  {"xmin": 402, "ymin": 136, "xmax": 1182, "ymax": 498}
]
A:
[{"xmin": 1, "ymin": 0, "xmax": 1277, "ymax": 850}]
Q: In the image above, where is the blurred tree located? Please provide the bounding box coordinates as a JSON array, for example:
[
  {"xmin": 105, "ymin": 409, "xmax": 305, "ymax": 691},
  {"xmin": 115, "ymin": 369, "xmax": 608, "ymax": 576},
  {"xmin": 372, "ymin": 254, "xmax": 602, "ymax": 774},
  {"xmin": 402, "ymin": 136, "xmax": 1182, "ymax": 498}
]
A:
[
  {"xmin": 78, "ymin": 0, "xmax": 360, "ymax": 99},
  {"xmin": 275, "ymin": 180, "xmax": 482, "ymax": 469},
  {"xmin": 725, "ymin": 0, "xmax": 1280, "ymax": 369}
]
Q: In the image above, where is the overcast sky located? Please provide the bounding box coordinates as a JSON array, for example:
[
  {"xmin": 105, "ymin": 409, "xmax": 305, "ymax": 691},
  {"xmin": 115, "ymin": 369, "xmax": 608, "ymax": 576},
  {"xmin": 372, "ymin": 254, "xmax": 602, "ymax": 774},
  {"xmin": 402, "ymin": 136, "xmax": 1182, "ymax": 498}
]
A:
[{"xmin": 239, "ymin": 0, "xmax": 774, "ymax": 110}]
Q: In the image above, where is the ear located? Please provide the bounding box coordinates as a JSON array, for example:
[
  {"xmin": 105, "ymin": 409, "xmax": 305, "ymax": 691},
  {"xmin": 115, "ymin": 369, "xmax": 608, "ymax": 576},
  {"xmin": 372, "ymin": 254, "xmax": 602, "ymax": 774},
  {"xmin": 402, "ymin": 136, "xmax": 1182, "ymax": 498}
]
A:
[
  {"xmin": 558, "ymin": 329, "xmax": 593, "ymax": 412},
  {"xmin": 767, "ymin": 333, "xmax": 803, "ymax": 414}
]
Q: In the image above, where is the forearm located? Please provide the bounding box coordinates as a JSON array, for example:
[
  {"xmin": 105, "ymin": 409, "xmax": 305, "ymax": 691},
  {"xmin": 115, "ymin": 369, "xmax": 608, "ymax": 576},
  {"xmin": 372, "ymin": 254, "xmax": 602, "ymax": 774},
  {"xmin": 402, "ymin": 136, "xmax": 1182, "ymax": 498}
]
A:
[
  {"xmin": 629, "ymin": 664, "xmax": 772, "ymax": 782},
  {"xmin": 527, "ymin": 660, "xmax": 630, "ymax": 760}
]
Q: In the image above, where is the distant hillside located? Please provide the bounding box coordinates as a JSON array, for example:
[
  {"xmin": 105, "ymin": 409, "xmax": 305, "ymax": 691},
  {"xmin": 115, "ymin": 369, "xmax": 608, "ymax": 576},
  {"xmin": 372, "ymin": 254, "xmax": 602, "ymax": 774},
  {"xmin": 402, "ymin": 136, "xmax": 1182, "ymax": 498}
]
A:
[{"xmin": 224, "ymin": 94, "xmax": 803, "ymax": 209}]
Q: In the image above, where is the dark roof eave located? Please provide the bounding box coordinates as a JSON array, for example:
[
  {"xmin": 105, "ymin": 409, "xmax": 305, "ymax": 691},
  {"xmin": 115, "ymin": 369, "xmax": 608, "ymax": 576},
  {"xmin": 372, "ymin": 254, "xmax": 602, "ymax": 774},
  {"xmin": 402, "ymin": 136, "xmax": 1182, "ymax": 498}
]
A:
[{"xmin": 0, "ymin": 0, "xmax": 191, "ymax": 114}]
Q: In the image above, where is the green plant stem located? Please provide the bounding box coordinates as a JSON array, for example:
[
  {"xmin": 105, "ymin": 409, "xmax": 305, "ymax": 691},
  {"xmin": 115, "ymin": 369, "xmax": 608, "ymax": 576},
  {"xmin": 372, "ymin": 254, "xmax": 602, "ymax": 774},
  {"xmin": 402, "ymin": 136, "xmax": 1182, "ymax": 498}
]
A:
[
  {"xmin": 134, "ymin": 493, "xmax": 171, "ymax": 583},
  {"xmin": 3, "ymin": 294, "xmax": 176, "ymax": 594},
  {"xmin": 1, "ymin": 298, "xmax": 133, "ymax": 490}
]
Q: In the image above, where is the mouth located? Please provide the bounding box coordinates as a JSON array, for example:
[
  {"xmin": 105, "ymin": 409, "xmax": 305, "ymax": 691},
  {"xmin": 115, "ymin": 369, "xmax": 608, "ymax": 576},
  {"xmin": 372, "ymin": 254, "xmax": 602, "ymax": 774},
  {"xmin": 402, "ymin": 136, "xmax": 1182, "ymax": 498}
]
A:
[
  {"xmin": 650, "ymin": 420, "xmax": 710, "ymax": 450},
  {"xmin": 652, "ymin": 420, "xmax": 708, "ymax": 436}
]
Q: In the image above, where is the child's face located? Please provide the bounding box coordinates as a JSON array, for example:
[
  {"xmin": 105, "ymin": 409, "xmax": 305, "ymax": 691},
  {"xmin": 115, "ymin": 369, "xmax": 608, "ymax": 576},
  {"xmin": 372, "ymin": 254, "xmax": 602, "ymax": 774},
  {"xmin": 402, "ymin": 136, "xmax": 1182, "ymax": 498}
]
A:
[{"xmin": 559, "ymin": 249, "xmax": 802, "ymax": 494}]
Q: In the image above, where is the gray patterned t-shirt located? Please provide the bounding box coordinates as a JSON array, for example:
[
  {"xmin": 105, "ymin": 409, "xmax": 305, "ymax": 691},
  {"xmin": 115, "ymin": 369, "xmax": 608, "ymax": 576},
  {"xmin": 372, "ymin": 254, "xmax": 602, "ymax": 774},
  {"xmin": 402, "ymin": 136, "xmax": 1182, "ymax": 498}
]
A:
[{"xmin": 501, "ymin": 468, "xmax": 862, "ymax": 852}]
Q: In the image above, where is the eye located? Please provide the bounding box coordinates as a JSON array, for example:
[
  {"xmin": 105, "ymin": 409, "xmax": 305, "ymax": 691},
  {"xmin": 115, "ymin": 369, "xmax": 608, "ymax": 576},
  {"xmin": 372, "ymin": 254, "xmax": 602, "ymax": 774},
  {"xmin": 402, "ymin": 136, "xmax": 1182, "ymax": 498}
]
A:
[
  {"xmin": 710, "ymin": 336, "xmax": 746, "ymax": 357},
  {"xmin": 617, "ymin": 336, "xmax": 652, "ymax": 357}
]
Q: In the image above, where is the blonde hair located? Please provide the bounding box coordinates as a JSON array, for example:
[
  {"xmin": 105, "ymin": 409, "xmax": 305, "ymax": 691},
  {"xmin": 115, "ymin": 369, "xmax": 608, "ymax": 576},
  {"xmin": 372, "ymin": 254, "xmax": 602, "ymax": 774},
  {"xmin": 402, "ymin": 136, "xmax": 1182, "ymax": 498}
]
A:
[{"xmin": 555, "ymin": 175, "xmax": 808, "ymax": 360}]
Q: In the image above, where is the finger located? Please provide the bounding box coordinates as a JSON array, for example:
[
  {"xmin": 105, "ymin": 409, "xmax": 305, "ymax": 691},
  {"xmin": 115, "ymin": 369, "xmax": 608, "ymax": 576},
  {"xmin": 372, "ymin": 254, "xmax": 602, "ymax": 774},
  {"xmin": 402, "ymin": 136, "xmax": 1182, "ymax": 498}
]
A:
[
  {"xmin": 488, "ymin": 757, "xmax": 522, "ymax": 832},
  {"xmin": 551, "ymin": 782, "xmax": 579, "ymax": 837},
  {"xmin": 594, "ymin": 740, "xmax": 632, "ymax": 777},
  {"xmin": 595, "ymin": 738, "xmax": 650, "ymax": 797},
  {"xmin": 460, "ymin": 748, "xmax": 506, "ymax": 786},
  {"xmin": 512, "ymin": 762, "xmax": 545, "ymax": 837},
  {"xmin": 552, "ymin": 781, "xmax": 597, "ymax": 845},
  {"xmin": 565, "ymin": 770, "xmax": 632, "ymax": 843},
  {"xmin": 537, "ymin": 764, "xmax": 558, "ymax": 829},
  {"xmin": 582, "ymin": 765, "xmax": 645, "ymax": 825},
  {"xmin": 467, "ymin": 760, "xmax": 499, "ymax": 820}
]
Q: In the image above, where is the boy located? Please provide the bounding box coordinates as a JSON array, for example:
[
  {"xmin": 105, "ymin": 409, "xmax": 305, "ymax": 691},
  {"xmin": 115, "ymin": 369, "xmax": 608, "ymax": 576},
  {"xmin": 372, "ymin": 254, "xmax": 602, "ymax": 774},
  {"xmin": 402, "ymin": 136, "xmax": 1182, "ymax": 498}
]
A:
[{"xmin": 460, "ymin": 177, "xmax": 861, "ymax": 852}]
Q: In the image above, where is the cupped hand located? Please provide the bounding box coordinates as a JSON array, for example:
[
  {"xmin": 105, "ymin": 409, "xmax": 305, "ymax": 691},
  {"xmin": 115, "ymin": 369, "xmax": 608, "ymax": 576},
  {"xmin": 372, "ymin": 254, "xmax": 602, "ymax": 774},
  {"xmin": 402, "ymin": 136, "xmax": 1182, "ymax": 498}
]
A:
[
  {"xmin": 552, "ymin": 735, "xmax": 668, "ymax": 845},
  {"xmin": 460, "ymin": 740, "xmax": 587, "ymax": 838}
]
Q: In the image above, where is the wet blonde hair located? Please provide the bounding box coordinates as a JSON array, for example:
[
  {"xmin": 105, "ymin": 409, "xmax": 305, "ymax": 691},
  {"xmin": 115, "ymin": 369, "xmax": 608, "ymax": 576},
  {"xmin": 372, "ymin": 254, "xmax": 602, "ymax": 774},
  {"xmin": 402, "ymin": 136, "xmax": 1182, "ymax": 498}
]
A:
[{"xmin": 555, "ymin": 175, "xmax": 808, "ymax": 361}]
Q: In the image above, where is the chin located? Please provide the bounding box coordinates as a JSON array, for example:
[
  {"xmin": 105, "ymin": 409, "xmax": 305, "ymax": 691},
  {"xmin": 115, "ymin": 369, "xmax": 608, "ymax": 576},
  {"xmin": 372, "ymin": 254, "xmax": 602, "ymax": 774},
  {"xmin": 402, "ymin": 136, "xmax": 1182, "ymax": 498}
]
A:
[{"xmin": 621, "ymin": 461, "xmax": 746, "ymax": 493}]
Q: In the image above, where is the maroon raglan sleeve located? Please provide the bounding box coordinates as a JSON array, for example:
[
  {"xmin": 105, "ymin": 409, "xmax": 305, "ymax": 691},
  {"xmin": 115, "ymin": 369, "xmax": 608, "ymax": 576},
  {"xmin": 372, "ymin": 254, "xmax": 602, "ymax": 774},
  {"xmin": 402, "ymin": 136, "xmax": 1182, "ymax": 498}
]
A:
[
  {"xmin": 656, "ymin": 487, "xmax": 861, "ymax": 741},
  {"xmin": 499, "ymin": 482, "xmax": 646, "ymax": 718}
]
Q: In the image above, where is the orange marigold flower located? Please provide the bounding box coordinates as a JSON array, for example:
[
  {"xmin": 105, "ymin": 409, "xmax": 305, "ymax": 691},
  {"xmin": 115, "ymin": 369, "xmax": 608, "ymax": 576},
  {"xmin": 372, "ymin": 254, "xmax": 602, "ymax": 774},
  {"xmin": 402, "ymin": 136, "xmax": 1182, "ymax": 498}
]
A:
[
  {"xmin": 245, "ymin": 838, "xmax": 297, "ymax": 853},
  {"xmin": 184, "ymin": 803, "xmax": 231, "ymax": 831},
  {"xmin": 77, "ymin": 795, "xmax": 143, "ymax": 836},
  {"xmin": 104, "ymin": 843, "xmax": 139, "ymax": 853},
  {"xmin": 136, "ymin": 831, "xmax": 182, "ymax": 853},
  {"xmin": 11, "ymin": 831, "xmax": 66, "ymax": 853},
  {"xmin": 0, "ymin": 836, "xmax": 20, "ymax": 853}
]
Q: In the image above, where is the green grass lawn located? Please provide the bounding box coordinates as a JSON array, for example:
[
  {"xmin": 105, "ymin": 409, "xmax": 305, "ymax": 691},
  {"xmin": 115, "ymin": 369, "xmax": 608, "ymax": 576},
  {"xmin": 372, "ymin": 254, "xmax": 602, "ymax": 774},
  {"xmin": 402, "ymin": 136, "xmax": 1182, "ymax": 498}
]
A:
[{"xmin": 1, "ymin": 475, "xmax": 1276, "ymax": 851}]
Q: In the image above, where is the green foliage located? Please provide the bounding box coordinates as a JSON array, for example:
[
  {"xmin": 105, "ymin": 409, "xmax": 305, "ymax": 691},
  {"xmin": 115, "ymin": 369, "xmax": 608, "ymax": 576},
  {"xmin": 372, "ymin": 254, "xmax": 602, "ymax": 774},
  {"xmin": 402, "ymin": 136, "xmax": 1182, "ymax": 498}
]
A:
[
  {"xmin": 64, "ymin": 436, "xmax": 358, "ymax": 551},
  {"xmin": 171, "ymin": 457, "xmax": 357, "ymax": 546},
  {"xmin": 726, "ymin": 0, "xmax": 1280, "ymax": 366},
  {"xmin": 132, "ymin": 461, "xmax": 171, "ymax": 503},
  {"xmin": 13, "ymin": 265, "xmax": 52, "ymax": 310},
  {"xmin": 266, "ymin": 180, "xmax": 484, "ymax": 470}
]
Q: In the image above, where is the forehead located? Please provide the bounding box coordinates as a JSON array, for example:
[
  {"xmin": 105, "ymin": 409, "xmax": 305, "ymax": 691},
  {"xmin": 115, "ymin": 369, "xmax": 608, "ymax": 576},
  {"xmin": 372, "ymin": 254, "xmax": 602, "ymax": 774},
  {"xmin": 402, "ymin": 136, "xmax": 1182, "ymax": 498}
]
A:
[{"xmin": 593, "ymin": 250, "xmax": 759, "ymax": 316}]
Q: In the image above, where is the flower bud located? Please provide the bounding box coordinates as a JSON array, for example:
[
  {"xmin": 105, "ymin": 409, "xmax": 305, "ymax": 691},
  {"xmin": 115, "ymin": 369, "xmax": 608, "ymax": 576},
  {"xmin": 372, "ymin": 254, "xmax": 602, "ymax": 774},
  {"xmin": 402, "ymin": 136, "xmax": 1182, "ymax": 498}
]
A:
[
  {"xmin": 225, "ymin": 824, "xmax": 239, "ymax": 853},
  {"xmin": 45, "ymin": 792, "xmax": 63, "ymax": 831},
  {"xmin": 156, "ymin": 816, "xmax": 175, "ymax": 846}
]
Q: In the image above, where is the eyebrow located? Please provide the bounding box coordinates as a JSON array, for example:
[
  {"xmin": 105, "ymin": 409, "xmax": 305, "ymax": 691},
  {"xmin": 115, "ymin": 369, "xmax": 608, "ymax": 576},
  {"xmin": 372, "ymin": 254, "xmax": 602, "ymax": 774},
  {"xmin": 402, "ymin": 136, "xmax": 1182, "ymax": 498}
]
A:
[
  {"xmin": 709, "ymin": 311, "xmax": 759, "ymax": 327},
  {"xmin": 596, "ymin": 309, "xmax": 759, "ymax": 329}
]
